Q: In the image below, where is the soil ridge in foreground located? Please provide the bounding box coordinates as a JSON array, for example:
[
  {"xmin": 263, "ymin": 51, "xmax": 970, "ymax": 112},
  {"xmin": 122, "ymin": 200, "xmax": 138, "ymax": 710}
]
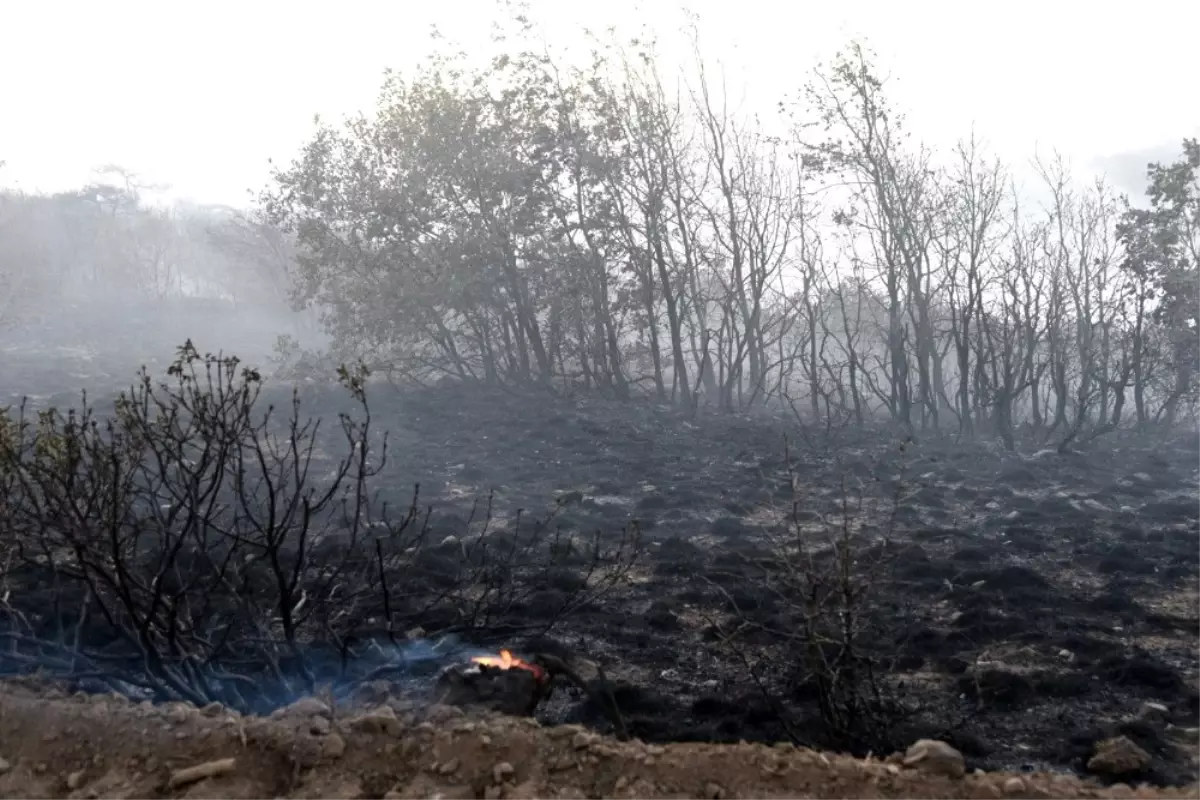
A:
[{"xmin": 0, "ymin": 680, "xmax": 1196, "ymax": 799}]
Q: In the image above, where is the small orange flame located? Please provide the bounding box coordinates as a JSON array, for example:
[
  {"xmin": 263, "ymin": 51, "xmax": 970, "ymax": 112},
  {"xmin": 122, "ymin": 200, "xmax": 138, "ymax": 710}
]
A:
[
  {"xmin": 471, "ymin": 649, "xmax": 545, "ymax": 680},
  {"xmin": 472, "ymin": 649, "xmax": 518, "ymax": 669}
]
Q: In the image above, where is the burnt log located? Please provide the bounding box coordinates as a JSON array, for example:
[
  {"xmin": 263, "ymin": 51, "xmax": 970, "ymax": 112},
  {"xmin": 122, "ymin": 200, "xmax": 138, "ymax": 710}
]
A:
[
  {"xmin": 435, "ymin": 661, "xmax": 552, "ymax": 716},
  {"xmin": 432, "ymin": 651, "xmax": 629, "ymax": 740}
]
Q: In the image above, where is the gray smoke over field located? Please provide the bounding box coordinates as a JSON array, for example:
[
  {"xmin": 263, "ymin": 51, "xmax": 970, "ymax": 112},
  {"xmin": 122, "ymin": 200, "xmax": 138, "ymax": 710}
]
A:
[
  {"xmin": 0, "ymin": 176, "xmax": 325, "ymax": 404},
  {"xmin": 31, "ymin": 634, "xmax": 483, "ymax": 715}
]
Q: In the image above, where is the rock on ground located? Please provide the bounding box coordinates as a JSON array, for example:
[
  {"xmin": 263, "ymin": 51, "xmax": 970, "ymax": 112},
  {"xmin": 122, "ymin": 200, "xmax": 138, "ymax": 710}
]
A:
[{"xmin": 1089, "ymin": 736, "xmax": 1154, "ymax": 778}]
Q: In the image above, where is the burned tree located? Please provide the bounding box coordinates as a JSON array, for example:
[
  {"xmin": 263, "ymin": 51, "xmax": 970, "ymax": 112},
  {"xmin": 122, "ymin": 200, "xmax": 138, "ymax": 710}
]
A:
[{"xmin": 0, "ymin": 344, "xmax": 642, "ymax": 711}]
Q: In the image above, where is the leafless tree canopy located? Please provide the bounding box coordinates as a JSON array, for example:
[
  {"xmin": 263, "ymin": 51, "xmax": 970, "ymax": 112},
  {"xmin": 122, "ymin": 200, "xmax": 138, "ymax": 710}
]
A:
[
  {"xmin": 3, "ymin": 23, "xmax": 1197, "ymax": 446},
  {"xmin": 252, "ymin": 26, "xmax": 1197, "ymax": 445}
]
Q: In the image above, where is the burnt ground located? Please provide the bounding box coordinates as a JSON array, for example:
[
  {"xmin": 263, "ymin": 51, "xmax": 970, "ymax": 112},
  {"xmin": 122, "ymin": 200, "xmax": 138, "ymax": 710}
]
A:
[
  {"xmin": 1, "ymin": 358, "xmax": 1198, "ymax": 788},
  {"xmin": 313, "ymin": 383, "xmax": 1198, "ymax": 777}
]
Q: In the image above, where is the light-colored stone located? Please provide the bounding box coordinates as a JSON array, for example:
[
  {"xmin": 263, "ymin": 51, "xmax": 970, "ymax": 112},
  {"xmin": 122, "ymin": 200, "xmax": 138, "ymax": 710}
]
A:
[
  {"xmin": 270, "ymin": 696, "xmax": 331, "ymax": 720},
  {"xmin": 349, "ymin": 706, "xmax": 402, "ymax": 737},
  {"xmin": 1087, "ymin": 736, "xmax": 1151, "ymax": 777},
  {"xmin": 902, "ymin": 739, "xmax": 966, "ymax": 778},
  {"xmin": 704, "ymin": 781, "xmax": 726, "ymax": 799},
  {"xmin": 66, "ymin": 769, "xmax": 86, "ymax": 790},
  {"xmin": 321, "ymin": 733, "xmax": 347, "ymax": 760},
  {"xmin": 1002, "ymin": 776, "xmax": 1026, "ymax": 795},
  {"xmin": 0, "ymin": 756, "xmax": 11, "ymax": 775},
  {"xmin": 165, "ymin": 702, "xmax": 194, "ymax": 724},
  {"xmin": 493, "ymin": 761, "xmax": 515, "ymax": 784},
  {"xmin": 547, "ymin": 725, "xmax": 586, "ymax": 741}
]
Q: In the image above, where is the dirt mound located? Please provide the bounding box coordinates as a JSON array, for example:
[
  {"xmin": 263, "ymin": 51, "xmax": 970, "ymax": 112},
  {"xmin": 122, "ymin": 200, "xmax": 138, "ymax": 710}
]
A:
[{"xmin": 0, "ymin": 681, "xmax": 1193, "ymax": 799}]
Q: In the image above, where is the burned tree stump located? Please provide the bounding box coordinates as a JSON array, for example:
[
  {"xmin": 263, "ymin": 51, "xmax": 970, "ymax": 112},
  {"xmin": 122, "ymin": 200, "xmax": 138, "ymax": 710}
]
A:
[
  {"xmin": 435, "ymin": 651, "xmax": 552, "ymax": 716},
  {"xmin": 432, "ymin": 649, "xmax": 628, "ymax": 739}
]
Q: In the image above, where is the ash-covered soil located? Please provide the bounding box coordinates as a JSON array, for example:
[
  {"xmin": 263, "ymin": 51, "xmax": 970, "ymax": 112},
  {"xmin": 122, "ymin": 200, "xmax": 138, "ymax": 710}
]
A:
[
  {"xmin": 269, "ymin": 382, "xmax": 1199, "ymax": 785},
  {"xmin": 3, "ymin": 361, "xmax": 1198, "ymax": 787},
  {"xmin": 0, "ymin": 679, "xmax": 1193, "ymax": 799}
]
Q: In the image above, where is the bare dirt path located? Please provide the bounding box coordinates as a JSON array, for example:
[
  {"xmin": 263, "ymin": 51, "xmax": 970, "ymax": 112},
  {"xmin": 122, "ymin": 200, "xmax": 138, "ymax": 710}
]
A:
[{"xmin": 0, "ymin": 681, "xmax": 1194, "ymax": 799}]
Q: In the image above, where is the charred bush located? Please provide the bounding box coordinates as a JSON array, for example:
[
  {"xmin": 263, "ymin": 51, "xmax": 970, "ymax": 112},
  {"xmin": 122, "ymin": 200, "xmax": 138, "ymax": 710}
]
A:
[
  {"xmin": 697, "ymin": 436, "xmax": 925, "ymax": 756},
  {"xmin": 958, "ymin": 668, "xmax": 1035, "ymax": 709},
  {"xmin": 0, "ymin": 342, "xmax": 641, "ymax": 711}
]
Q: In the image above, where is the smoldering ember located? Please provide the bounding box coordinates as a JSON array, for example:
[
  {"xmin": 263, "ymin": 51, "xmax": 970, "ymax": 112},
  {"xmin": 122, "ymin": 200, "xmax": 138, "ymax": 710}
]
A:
[{"xmin": 0, "ymin": 8, "xmax": 1197, "ymax": 797}]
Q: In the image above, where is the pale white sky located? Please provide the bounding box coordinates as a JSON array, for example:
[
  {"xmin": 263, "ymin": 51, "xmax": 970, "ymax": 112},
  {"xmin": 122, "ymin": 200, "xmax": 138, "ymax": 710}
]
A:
[{"xmin": 1, "ymin": 0, "xmax": 1196, "ymax": 207}]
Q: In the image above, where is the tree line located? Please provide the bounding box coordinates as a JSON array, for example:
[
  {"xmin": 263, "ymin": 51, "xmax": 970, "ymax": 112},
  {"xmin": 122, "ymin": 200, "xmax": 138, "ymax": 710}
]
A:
[
  {"xmin": 261, "ymin": 18, "xmax": 1197, "ymax": 444},
  {"xmin": 4, "ymin": 15, "xmax": 1196, "ymax": 449},
  {"xmin": 0, "ymin": 164, "xmax": 300, "ymax": 326}
]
